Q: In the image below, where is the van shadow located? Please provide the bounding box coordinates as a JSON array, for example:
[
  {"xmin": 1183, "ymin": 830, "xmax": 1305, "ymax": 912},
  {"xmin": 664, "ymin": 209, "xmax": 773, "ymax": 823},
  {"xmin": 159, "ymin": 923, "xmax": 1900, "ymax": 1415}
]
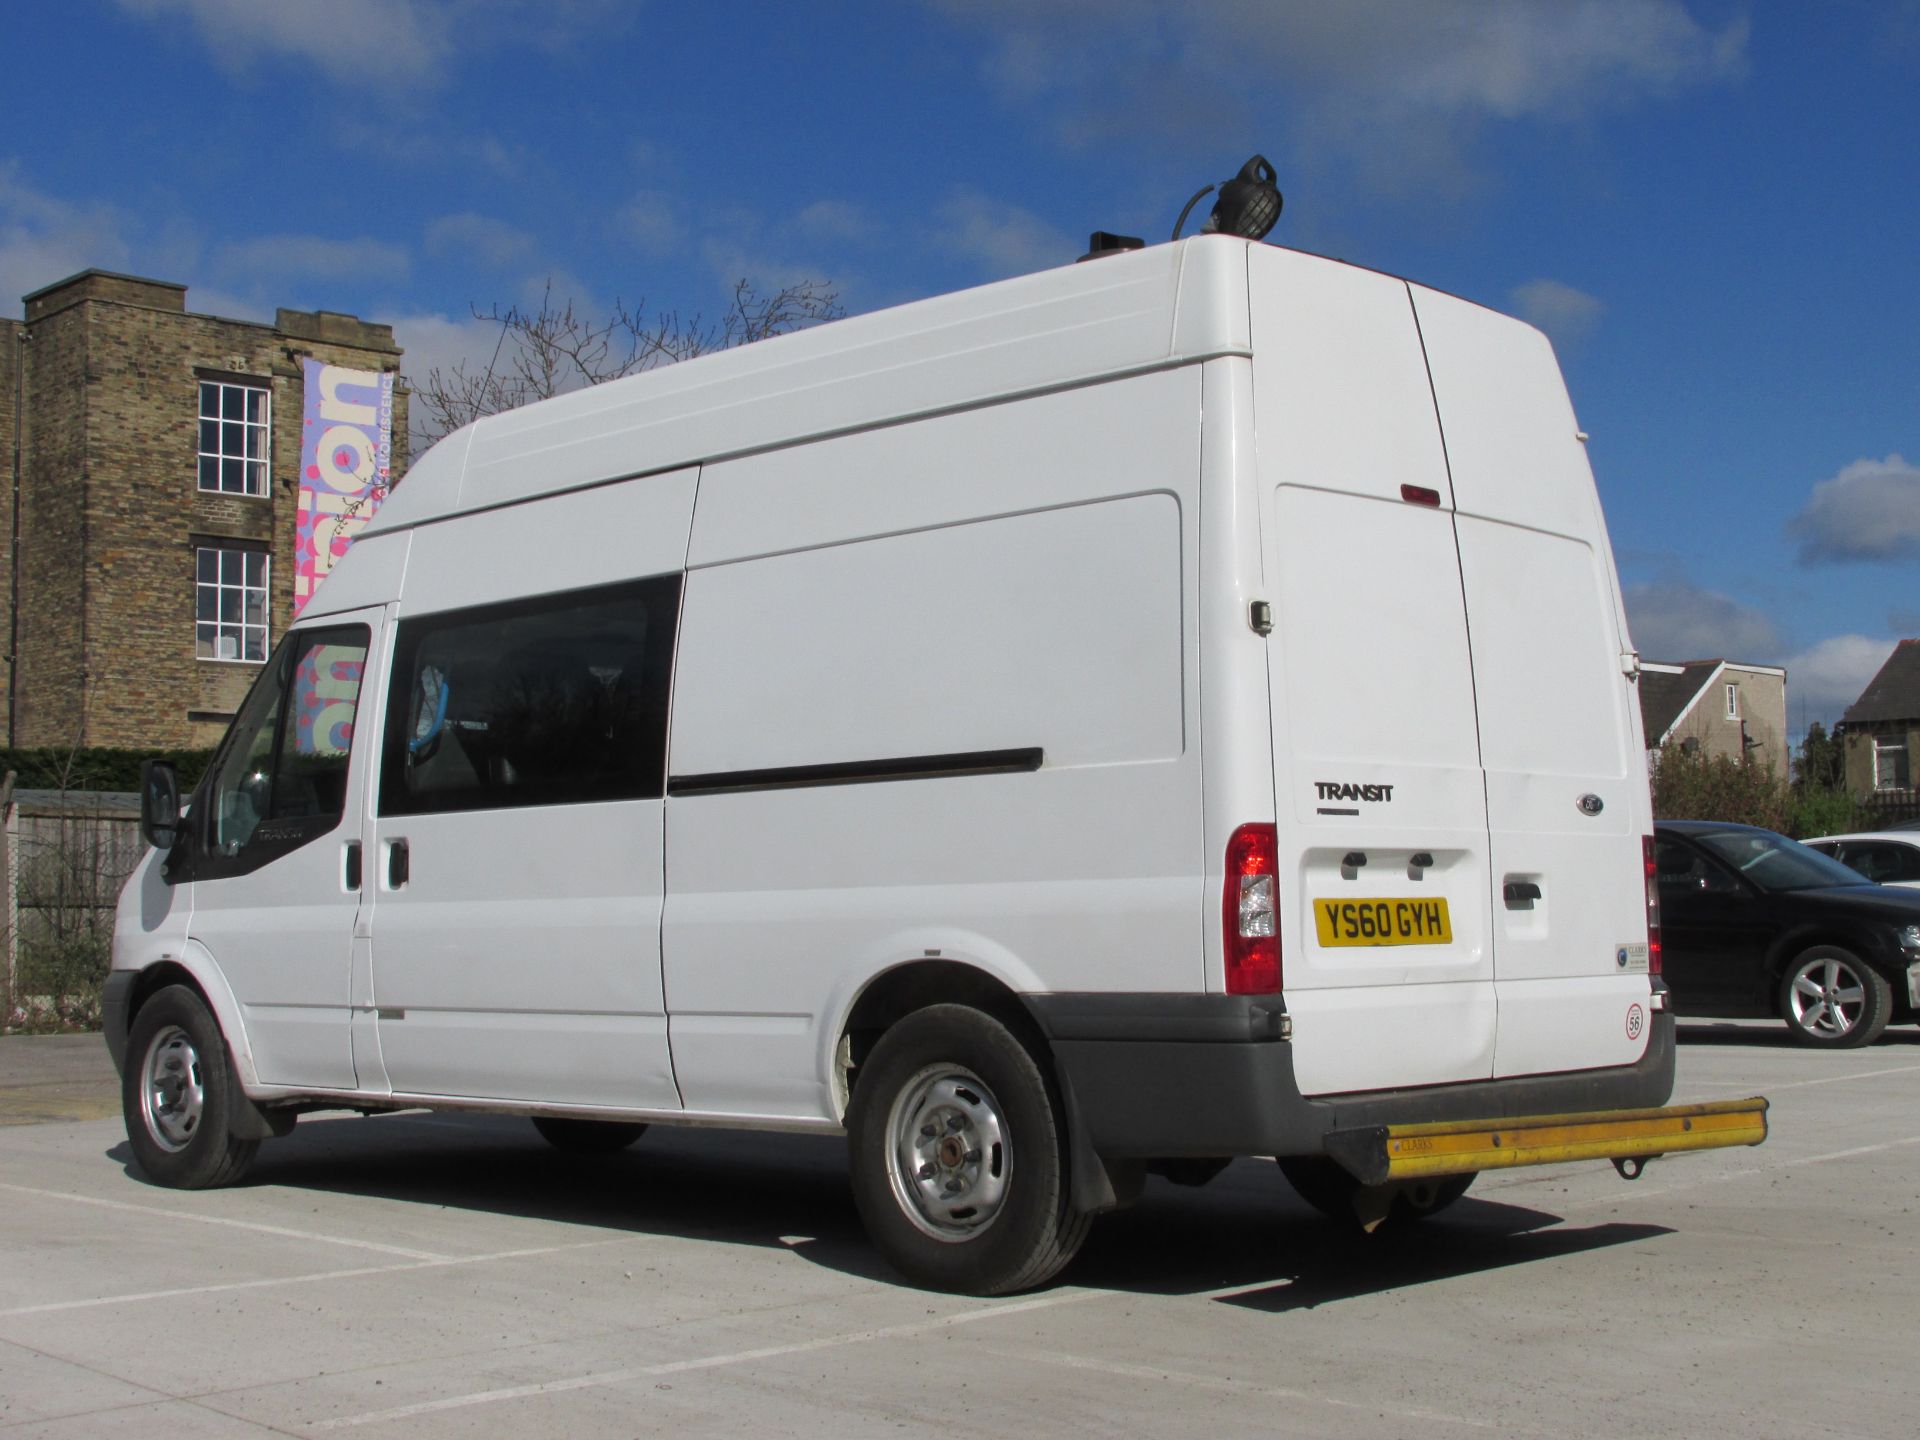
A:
[{"xmin": 108, "ymin": 1112, "xmax": 1670, "ymax": 1304}]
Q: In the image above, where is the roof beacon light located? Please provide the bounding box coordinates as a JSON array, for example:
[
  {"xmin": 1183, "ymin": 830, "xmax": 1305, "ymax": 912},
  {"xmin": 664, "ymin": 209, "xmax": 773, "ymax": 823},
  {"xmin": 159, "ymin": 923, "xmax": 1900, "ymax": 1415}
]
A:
[{"xmin": 1173, "ymin": 154, "xmax": 1283, "ymax": 243}]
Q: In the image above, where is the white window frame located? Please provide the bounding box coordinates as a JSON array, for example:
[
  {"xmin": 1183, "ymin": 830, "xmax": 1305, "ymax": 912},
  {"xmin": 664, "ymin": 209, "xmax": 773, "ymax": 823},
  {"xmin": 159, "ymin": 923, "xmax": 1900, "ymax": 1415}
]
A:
[
  {"xmin": 1874, "ymin": 737, "xmax": 1910, "ymax": 792},
  {"xmin": 1724, "ymin": 683, "xmax": 1739, "ymax": 720},
  {"xmin": 196, "ymin": 545, "xmax": 271, "ymax": 663},
  {"xmin": 197, "ymin": 379, "xmax": 271, "ymax": 497}
]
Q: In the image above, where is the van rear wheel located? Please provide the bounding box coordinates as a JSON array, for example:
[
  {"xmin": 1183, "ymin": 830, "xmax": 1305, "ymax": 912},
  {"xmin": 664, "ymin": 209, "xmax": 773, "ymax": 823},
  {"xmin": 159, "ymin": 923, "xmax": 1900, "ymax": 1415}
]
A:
[
  {"xmin": 846, "ymin": 1004, "xmax": 1088, "ymax": 1295},
  {"xmin": 122, "ymin": 984, "xmax": 259, "ymax": 1190},
  {"xmin": 1279, "ymin": 1156, "xmax": 1474, "ymax": 1229}
]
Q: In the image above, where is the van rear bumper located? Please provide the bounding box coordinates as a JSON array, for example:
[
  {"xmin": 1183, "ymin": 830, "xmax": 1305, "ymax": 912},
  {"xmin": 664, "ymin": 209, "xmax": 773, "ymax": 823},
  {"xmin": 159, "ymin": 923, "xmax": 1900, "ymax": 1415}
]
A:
[{"xmin": 1029, "ymin": 992, "xmax": 1676, "ymax": 1161}]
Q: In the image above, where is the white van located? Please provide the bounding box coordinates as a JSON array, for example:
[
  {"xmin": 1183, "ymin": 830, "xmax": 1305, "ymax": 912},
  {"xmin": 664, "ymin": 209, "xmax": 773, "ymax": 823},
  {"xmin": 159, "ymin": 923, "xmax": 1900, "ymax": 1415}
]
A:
[{"xmin": 109, "ymin": 235, "xmax": 1765, "ymax": 1294}]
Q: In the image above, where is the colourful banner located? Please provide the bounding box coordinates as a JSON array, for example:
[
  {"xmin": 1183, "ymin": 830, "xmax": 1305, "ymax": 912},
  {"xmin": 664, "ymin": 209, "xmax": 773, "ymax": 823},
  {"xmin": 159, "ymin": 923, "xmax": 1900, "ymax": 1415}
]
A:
[
  {"xmin": 292, "ymin": 642, "xmax": 366, "ymax": 756},
  {"xmin": 294, "ymin": 359, "xmax": 394, "ymax": 614}
]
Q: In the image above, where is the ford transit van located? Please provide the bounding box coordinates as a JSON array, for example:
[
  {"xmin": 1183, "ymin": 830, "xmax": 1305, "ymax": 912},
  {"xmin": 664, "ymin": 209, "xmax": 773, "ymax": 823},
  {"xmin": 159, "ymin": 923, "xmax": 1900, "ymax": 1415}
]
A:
[{"xmin": 108, "ymin": 235, "xmax": 1766, "ymax": 1294}]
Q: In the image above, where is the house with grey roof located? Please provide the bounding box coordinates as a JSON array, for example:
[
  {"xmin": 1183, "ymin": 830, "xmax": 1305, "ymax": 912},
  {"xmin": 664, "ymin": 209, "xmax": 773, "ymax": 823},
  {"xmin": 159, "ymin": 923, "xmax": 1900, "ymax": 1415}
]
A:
[
  {"xmin": 1639, "ymin": 658, "xmax": 1788, "ymax": 782},
  {"xmin": 1840, "ymin": 639, "xmax": 1919, "ymax": 816}
]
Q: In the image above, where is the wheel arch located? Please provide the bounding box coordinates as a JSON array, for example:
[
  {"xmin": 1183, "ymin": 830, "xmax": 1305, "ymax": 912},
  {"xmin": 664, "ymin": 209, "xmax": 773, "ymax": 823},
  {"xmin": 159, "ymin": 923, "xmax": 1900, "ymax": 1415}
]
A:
[
  {"xmin": 122, "ymin": 942, "xmax": 259, "ymax": 1089},
  {"xmin": 832, "ymin": 958, "xmax": 1134, "ymax": 1216},
  {"xmin": 1764, "ymin": 926, "xmax": 1896, "ymax": 987},
  {"xmin": 836, "ymin": 959, "xmax": 1049, "ymax": 1115}
]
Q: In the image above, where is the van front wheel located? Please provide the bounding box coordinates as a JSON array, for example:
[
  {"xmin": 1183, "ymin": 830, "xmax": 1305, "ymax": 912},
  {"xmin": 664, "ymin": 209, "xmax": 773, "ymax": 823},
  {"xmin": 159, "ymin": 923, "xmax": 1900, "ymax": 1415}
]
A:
[
  {"xmin": 122, "ymin": 984, "xmax": 259, "ymax": 1189},
  {"xmin": 846, "ymin": 1004, "xmax": 1088, "ymax": 1295}
]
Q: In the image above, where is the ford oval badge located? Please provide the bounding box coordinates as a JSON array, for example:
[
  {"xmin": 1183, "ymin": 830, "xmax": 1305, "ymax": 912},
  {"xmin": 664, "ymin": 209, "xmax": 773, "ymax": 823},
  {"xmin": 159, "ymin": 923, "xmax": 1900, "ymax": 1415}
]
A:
[{"xmin": 1577, "ymin": 793, "xmax": 1605, "ymax": 816}]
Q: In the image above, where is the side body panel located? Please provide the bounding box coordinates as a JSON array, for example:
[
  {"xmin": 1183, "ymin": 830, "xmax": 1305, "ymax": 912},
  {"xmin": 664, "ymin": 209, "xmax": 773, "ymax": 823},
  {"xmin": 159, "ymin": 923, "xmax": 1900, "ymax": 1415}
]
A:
[
  {"xmin": 663, "ymin": 372, "xmax": 1205, "ymax": 1122},
  {"xmin": 365, "ymin": 470, "xmax": 695, "ymax": 1109}
]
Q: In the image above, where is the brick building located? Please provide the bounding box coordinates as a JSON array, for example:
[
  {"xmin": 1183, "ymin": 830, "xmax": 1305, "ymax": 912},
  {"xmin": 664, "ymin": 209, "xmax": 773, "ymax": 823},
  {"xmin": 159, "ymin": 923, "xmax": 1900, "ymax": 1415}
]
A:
[{"xmin": 1, "ymin": 270, "xmax": 407, "ymax": 750}]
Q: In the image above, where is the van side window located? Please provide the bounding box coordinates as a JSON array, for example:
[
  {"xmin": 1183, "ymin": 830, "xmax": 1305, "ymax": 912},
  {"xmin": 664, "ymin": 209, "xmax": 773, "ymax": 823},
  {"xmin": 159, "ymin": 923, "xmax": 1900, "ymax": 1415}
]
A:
[
  {"xmin": 379, "ymin": 575, "xmax": 679, "ymax": 816},
  {"xmin": 200, "ymin": 625, "xmax": 370, "ymax": 872}
]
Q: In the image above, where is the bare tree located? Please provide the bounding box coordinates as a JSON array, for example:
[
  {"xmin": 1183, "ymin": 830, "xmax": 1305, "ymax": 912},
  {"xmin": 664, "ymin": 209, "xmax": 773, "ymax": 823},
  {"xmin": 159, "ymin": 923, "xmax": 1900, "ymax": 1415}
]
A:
[{"xmin": 413, "ymin": 277, "xmax": 843, "ymax": 441}]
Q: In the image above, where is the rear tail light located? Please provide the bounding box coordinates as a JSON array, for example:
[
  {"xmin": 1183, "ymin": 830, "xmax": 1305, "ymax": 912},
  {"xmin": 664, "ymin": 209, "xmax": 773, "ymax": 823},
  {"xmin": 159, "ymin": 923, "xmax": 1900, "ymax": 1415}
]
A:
[
  {"xmin": 1224, "ymin": 823, "xmax": 1281, "ymax": 994},
  {"xmin": 1642, "ymin": 834, "xmax": 1662, "ymax": 976}
]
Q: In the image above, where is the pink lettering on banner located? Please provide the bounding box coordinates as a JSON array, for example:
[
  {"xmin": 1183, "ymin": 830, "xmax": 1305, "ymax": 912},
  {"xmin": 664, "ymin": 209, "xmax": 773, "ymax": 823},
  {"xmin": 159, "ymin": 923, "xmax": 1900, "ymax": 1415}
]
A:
[{"xmin": 295, "ymin": 359, "xmax": 394, "ymax": 614}]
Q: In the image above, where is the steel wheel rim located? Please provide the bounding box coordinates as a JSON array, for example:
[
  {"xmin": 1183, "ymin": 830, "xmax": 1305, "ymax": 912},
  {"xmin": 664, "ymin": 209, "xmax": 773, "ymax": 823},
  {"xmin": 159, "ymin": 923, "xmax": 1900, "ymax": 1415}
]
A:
[
  {"xmin": 139, "ymin": 1024, "xmax": 205, "ymax": 1152},
  {"xmin": 1789, "ymin": 957, "xmax": 1867, "ymax": 1039},
  {"xmin": 885, "ymin": 1063, "xmax": 1010, "ymax": 1242}
]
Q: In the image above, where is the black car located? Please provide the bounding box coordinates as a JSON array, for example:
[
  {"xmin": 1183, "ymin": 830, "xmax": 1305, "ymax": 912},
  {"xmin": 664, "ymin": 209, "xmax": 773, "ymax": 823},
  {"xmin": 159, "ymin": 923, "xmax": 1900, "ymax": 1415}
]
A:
[{"xmin": 1654, "ymin": 821, "xmax": 1920, "ymax": 1048}]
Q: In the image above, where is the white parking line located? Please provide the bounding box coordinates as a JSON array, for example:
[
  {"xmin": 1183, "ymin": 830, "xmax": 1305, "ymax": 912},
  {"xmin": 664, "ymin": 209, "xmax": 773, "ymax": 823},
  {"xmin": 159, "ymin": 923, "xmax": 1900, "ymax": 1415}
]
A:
[
  {"xmin": 1563, "ymin": 1133, "xmax": 1920, "ymax": 1210},
  {"xmin": 1754, "ymin": 1062, "xmax": 1920, "ymax": 1091},
  {"xmin": 990, "ymin": 1347, "xmax": 1500, "ymax": 1433},
  {"xmin": 0, "ymin": 1241, "xmax": 630, "ymax": 1319},
  {"xmin": 0, "ymin": 1182, "xmax": 449, "ymax": 1261},
  {"xmin": 308, "ymin": 1289, "xmax": 1102, "ymax": 1431}
]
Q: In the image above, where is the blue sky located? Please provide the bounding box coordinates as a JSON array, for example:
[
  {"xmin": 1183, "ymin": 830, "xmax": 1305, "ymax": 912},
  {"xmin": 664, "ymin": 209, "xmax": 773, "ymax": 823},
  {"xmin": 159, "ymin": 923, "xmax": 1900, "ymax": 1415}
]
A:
[{"xmin": 3, "ymin": 1, "xmax": 1915, "ymax": 734}]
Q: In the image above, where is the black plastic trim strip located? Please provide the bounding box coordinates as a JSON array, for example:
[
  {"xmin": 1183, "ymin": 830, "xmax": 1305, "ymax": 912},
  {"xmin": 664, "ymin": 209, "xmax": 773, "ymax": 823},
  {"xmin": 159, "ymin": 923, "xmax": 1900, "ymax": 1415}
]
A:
[{"xmin": 669, "ymin": 747, "xmax": 1043, "ymax": 797}]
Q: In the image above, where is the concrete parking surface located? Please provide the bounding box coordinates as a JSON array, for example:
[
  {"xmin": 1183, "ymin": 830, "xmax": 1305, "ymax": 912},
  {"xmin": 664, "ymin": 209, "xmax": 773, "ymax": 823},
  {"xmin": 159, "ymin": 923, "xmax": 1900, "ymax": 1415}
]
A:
[{"xmin": 2, "ymin": 1022, "xmax": 1916, "ymax": 1438}]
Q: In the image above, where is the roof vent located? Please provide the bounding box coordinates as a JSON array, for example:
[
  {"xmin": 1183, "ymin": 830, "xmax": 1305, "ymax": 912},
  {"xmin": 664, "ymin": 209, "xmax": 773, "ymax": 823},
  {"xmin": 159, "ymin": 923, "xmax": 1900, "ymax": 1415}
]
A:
[{"xmin": 1078, "ymin": 231, "xmax": 1146, "ymax": 263}]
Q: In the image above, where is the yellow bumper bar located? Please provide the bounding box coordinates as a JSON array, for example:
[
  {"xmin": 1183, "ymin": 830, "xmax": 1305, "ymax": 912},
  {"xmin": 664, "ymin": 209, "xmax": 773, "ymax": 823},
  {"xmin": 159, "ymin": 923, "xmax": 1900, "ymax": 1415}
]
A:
[{"xmin": 1323, "ymin": 1096, "xmax": 1769, "ymax": 1186}]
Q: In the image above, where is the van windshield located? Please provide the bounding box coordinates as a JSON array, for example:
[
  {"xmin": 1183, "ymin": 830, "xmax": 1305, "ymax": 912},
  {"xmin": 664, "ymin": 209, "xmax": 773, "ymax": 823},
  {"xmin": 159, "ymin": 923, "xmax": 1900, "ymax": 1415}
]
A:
[{"xmin": 1693, "ymin": 830, "xmax": 1872, "ymax": 893}]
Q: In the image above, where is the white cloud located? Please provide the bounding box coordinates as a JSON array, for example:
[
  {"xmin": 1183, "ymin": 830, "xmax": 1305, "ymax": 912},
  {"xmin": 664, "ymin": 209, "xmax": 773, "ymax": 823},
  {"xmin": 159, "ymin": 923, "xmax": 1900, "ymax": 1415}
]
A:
[
  {"xmin": 0, "ymin": 162, "xmax": 135, "ymax": 313},
  {"xmin": 115, "ymin": 0, "xmax": 453, "ymax": 85},
  {"xmin": 1787, "ymin": 453, "xmax": 1920, "ymax": 565},
  {"xmin": 1623, "ymin": 580, "xmax": 1783, "ymax": 662},
  {"xmin": 1510, "ymin": 278, "xmax": 1603, "ymax": 346},
  {"xmin": 931, "ymin": 0, "xmax": 1747, "ymax": 194},
  {"xmin": 935, "ymin": 189, "xmax": 1078, "ymax": 278},
  {"xmin": 1780, "ymin": 634, "xmax": 1899, "ymax": 729},
  {"xmin": 793, "ymin": 201, "xmax": 872, "ymax": 244},
  {"xmin": 384, "ymin": 310, "xmax": 511, "ymax": 448},
  {"xmin": 212, "ymin": 234, "xmax": 411, "ymax": 290},
  {"xmin": 424, "ymin": 213, "xmax": 537, "ymax": 270},
  {"xmin": 116, "ymin": 0, "xmax": 638, "ymax": 89},
  {"xmin": 620, "ymin": 191, "xmax": 689, "ymax": 258}
]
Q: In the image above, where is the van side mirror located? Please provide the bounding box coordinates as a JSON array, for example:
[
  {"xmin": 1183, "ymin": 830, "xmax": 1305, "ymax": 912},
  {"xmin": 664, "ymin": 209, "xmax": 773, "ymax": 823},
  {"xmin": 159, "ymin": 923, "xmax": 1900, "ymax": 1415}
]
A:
[{"xmin": 139, "ymin": 759, "xmax": 182, "ymax": 850}]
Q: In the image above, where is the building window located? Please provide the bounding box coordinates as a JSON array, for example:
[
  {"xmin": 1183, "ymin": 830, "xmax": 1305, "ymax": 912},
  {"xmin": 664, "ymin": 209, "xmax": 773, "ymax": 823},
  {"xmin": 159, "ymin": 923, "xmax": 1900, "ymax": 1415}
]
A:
[
  {"xmin": 1724, "ymin": 683, "xmax": 1739, "ymax": 720},
  {"xmin": 1875, "ymin": 738, "xmax": 1911, "ymax": 792},
  {"xmin": 196, "ymin": 546, "xmax": 269, "ymax": 662},
  {"xmin": 198, "ymin": 380, "xmax": 270, "ymax": 495}
]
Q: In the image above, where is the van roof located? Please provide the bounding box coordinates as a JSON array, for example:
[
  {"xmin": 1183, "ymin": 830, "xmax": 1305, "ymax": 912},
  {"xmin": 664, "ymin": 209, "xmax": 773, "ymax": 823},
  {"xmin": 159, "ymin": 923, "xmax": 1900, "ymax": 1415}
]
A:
[{"xmin": 371, "ymin": 235, "xmax": 1280, "ymax": 534}]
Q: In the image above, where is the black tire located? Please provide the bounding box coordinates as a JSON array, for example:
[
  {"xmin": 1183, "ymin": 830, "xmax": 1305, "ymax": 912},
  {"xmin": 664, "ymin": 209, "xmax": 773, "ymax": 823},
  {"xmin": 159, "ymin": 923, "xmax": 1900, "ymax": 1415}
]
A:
[
  {"xmin": 122, "ymin": 984, "xmax": 259, "ymax": 1189},
  {"xmin": 1278, "ymin": 1156, "xmax": 1474, "ymax": 1228},
  {"xmin": 846, "ymin": 1004, "xmax": 1089, "ymax": 1295},
  {"xmin": 531, "ymin": 1117, "xmax": 648, "ymax": 1153},
  {"xmin": 1778, "ymin": 945, "xmax": 1892, "ymax": 1048}
]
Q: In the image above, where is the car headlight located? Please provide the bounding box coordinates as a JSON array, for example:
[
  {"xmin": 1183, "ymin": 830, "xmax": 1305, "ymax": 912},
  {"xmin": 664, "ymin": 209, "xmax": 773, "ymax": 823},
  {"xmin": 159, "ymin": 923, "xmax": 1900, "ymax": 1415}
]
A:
[{"xmin": 1900, "ymin": 924, "xmax": 1920, "ymax": 955}]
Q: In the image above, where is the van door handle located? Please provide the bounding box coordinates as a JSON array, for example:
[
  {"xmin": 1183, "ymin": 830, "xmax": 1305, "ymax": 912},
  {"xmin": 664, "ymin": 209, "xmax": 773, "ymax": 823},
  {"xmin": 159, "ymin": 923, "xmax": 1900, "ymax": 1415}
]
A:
[
  {"xmin": 344, "ymin": 841, "xmax": 362, "ymax": 891},
  {"xmin": 1503, "ymin": 880, "xmax": 1542, "ymax": 906},
  {"xmin": 387, "ymin": 838, "xmax": 410, "ymax": 889}
]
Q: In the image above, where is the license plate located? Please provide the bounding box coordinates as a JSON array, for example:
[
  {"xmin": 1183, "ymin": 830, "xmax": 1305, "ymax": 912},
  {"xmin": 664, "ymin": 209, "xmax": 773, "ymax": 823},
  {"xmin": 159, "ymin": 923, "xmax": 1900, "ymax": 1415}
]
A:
[{"xmin": 1314, "ymin": 897, "xmax": 1453, "ymax": 947}]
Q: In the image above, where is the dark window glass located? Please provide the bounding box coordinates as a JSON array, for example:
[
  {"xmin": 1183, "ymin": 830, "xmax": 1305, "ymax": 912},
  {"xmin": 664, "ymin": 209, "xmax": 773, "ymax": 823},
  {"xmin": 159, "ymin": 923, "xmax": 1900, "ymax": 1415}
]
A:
[
  {"xmin": 1693, "ymin": 829, "xmax": 1867, "ymax": 892},
  {"xmin": 204, "ymin": 626, "xmax": 369, "ymax": 860},
  {"xmin": 380, "ymin": 576, "xmax": 679, "ymax": 817}
]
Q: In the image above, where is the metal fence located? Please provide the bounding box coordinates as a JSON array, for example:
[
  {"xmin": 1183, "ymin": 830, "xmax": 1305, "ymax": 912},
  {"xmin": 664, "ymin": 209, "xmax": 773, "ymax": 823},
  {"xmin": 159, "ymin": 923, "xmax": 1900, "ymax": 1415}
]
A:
[
  {"xmin": 1864, "ymin": 788, "xmax": 1920, "ymax": 828},
  {"xmin": 2, "ymin": 782, "xmax": 146, "ymax": 1015}
]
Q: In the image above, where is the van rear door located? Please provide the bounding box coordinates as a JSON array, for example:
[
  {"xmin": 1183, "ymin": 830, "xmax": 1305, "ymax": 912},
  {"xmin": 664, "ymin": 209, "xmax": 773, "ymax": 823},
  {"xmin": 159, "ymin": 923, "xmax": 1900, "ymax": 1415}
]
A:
[
  {"xmin": 1409, "ymin": 286, "xmax": 1653, "ymax": 1078},
  {"xmin": 1249, "ymin": 248, "xmax": 1497, "ymax": 1097}
]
